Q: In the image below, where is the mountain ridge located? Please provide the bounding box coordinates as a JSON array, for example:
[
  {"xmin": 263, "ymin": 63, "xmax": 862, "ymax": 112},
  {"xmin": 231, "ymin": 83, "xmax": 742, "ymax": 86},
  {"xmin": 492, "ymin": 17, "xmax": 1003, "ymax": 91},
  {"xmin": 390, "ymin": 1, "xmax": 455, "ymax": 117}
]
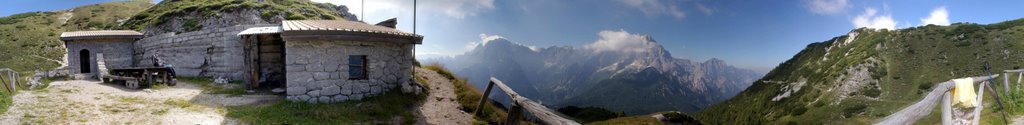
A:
[{"xmin": 429, "ymin": 30, "xmax": 764, "ymax": 114}]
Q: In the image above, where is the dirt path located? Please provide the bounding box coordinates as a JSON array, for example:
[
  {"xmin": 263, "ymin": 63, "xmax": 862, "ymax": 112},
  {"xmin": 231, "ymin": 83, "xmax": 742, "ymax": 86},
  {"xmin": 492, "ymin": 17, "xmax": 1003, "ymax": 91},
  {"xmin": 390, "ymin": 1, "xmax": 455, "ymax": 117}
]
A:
[
  {"xmin": 414, "ymin": 68, "xmax": 475, "ymax": 125},
  {"xmin": 0, "ymin": 80, "xmax": 281, "ymax": 124}
]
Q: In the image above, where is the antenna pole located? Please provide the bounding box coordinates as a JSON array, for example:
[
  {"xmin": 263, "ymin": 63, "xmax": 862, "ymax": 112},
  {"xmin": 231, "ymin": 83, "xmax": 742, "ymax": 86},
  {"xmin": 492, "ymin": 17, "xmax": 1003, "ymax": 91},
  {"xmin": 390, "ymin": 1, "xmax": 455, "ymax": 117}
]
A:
[
  {"xmin": 411, "ymin": 0, "xmax": 415, "ymax": 33},
  {"xmin": 414, "ymin": 0, "xmax": 417, "ymax": 34},
  {"xmin": 361, "ymin": 0, "xmax": 365, "ymax": 22}
]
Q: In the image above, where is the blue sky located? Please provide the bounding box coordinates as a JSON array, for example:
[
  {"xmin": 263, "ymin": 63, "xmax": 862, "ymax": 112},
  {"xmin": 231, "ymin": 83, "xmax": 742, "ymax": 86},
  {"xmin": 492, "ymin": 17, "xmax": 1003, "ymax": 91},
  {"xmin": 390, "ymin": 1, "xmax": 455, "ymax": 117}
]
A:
[
  {"xmin": 4, "ymin": 0, "xmax": 1024, "ymax": 72},
  {"xmin": 316, "ymin": 0, "xmax": 1024, "ymax": 72}
]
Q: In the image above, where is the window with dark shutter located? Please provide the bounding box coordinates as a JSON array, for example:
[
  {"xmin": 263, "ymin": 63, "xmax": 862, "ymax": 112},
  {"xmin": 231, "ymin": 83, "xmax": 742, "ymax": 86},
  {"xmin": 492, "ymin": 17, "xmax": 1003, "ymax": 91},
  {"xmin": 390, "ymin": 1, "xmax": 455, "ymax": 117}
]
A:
[{"xmin": 348, "ymin": 55, "xmax": 368, "ymax": 80}]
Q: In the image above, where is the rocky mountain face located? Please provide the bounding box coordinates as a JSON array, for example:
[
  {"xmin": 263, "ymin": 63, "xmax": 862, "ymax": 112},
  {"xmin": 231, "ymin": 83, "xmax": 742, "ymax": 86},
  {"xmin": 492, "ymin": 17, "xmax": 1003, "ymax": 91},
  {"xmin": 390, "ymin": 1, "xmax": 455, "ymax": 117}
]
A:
[
  {"xmin": 432, "ymin": 34, "xmax": 763, "ymax": 114},
  {"xmin": 695, "ymin": 19, "xmax": 1024, "ymax": 124},
  {"xmin": 120, "ymin": 0, "xmax": 357, "ymax": 36}
]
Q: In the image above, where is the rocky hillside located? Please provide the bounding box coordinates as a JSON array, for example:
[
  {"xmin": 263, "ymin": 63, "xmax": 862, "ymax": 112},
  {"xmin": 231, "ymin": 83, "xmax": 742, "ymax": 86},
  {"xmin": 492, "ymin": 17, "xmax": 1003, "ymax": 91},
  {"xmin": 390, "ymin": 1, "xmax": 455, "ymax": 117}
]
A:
[
  {"xmin": 120, "ymin": 0, "xmax": 356, "ymax": 36},
  {"xmin": 695, "ymin": 19, "xmax": 1024, "ymax": 124},
  {"xmin": 432, "ymin": 34, "xmax": 763, "ymax": 114}
]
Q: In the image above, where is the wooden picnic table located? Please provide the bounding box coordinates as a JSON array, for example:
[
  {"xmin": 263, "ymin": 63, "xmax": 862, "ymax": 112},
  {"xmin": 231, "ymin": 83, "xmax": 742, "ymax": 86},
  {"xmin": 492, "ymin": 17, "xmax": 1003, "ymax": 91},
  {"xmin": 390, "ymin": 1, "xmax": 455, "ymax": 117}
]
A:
[{"xmin": 101, "ymin": 67, "xmax": 176, "ymax": 89}]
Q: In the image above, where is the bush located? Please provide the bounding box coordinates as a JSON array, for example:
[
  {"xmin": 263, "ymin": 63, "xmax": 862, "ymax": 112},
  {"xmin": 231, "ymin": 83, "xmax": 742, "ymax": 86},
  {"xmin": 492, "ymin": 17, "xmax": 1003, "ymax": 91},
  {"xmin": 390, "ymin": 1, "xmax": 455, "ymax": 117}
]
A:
[
  {"xmin": 662, "ymin": 112, "xmax": 703, "ymax": 125},
  {"xmin": 182, "ymin": 19, "xmax": 200, "ymax": 32},
  {"xmin": 842, "ymin": 104, "xmax": 868, "ymax": 118},
  {"xmin": 557, "ymin": 106, "xmax": 623, "ymax": 123}
]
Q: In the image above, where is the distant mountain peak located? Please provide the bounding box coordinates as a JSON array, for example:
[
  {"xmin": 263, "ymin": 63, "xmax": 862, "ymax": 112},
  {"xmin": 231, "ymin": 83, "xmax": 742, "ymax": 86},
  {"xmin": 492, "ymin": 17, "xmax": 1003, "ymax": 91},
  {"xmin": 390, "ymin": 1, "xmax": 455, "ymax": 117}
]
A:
[
  {"xmin": 437, "ymin": 30, "xmax": 764, "ymax": 114},
  {"xmin": 703, "ymin": 58, "xmax": 726, "ymax": 64}
]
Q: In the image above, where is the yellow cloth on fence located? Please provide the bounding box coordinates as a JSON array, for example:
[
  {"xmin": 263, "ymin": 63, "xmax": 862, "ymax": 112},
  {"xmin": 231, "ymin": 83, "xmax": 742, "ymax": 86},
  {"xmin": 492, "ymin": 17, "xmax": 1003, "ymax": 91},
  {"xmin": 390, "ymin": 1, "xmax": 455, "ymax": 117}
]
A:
[{"xmin": 952, "ymin": 78, "xmax": 977, "ymax": 108}]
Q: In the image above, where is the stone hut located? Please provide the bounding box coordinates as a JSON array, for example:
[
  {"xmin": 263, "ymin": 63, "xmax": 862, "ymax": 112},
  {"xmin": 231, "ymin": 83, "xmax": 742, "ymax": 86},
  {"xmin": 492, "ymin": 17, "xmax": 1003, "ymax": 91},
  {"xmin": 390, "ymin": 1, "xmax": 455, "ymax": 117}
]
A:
[
  {"xmin": 59, "ymin": 30, "xmax": 144, "ymax": 79},
  {"xmin": 58, "ymin": 20, "xmax": 420, "ymax": 103},
  {"xmin": 238, "ymin": 20, "xmax": 423, "ymax": 103}
]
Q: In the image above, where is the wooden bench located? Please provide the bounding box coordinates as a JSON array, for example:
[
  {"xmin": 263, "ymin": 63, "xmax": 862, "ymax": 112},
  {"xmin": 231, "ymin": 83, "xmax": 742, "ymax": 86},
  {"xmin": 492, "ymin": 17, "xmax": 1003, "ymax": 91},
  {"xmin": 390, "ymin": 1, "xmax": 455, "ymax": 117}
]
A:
[{"xmin": 97, "ymin": 54, "xmax": 176, "ymax": 89}]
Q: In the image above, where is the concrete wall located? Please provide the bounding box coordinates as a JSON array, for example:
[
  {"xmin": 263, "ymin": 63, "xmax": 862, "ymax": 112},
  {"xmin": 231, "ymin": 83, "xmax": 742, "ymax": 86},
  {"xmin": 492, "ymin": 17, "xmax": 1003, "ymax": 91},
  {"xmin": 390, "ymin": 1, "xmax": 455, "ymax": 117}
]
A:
[
  {"xmin": 133, "ymin": 24, "xmax": 277, "ymax": 80},
  {"xmin": 283, "ymin": 40, "xmax": 414, "ymax": 103},
  {"xmin": 65, "ymin": 38, "xmax": 135, "ymax": 79}
]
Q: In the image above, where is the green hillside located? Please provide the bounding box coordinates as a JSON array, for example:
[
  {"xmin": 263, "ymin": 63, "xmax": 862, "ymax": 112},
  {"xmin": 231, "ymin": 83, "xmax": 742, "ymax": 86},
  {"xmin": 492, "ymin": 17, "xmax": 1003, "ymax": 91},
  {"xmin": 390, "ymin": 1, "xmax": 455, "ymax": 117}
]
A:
[
  {"xmin": 695, "ymin": 18, "xmax": 1024, "ymax": 124},
  {"xmin": 120, "ymin": 0, "xmax": 346, "ymax": 32}
]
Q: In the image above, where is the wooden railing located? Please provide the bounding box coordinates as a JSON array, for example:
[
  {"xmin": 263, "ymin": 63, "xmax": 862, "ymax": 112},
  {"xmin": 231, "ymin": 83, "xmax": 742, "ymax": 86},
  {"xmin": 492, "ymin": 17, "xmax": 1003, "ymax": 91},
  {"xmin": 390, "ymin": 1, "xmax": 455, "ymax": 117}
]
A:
[
  {"xmin": 474, "ymin": 77, "xmax": 579, "ymax": 125},
  {"xmin": 0, "ymin": 68, "xmax": 19, "ymax": 93}
]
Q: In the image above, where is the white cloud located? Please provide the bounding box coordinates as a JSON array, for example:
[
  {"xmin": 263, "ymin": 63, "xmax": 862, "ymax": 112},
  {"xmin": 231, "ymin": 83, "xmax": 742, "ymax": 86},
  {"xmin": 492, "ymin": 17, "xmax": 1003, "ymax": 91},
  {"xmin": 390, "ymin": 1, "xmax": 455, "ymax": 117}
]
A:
[
  {"xmin": 619, "ymin": 0, "xmax": 686, "ymax": 19},
  {"xmin": 921, "ymin": 6, "xmax": 950, "ymax": 26},
  {"xmin": 465, "ymin": 34, "xmax": 502, "ymax": 51},
  {"xmin": 312, "ymin": 0, "xmax": 495, "ymax": 20},
  {"xmin": 804, "ymin": 0, "xmax": 849, "ymax": 15},
  {"xmin": 851, "ymin": 8, "xmax": 896, "ymax": 30},
  {"xmin": 585, "ymin": 30, "xmax": 661, "ymax": 53},
  {"xmin": 695, "ymin": 3, "xmax": 714, "ymax": 16}
]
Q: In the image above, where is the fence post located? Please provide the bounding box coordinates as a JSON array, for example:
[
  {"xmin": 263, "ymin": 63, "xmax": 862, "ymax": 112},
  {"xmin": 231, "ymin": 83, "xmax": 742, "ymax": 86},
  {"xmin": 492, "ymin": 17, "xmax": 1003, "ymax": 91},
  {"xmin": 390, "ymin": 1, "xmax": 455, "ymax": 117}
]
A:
[
  {"xmin": 1005, "ymin": 73, "xmax": 1010, "ymax": 94},
  {"xmin": 505, "ymin": 102, "xmax": 522, "ymax": 125},
  {"xmin": 475, "ymin": 80, "xmax": 496, "ymax": 116},
  {"xmin": 0, "ymin": 73, "xmax": 8, "ymax": 93}
]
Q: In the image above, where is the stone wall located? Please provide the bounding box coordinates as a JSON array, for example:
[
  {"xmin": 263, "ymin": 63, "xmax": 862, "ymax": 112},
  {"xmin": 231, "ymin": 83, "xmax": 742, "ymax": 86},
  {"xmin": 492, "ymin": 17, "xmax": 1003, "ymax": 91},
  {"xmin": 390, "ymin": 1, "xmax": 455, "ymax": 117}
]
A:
[
  {"xmin": 284, "ymin": 40, "xmax": 414, "ymax": 103},
  {"xmin": 65, "ymin": 38, "xmax": 135, "ymax": 79},
  {"xmin": 134, "ymin": 24, "xmax": 277, "ymax": 80}
]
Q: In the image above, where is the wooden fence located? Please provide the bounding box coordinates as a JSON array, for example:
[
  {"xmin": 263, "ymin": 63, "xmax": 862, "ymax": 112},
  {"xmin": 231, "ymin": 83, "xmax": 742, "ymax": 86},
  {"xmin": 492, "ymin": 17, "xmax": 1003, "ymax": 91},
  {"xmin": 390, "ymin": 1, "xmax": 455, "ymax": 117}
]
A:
[
  {"xmin": 475, "ymin": 77, "xmax": 579, "ymax": 125},
  {"xmin": 0, "ymin": 68, "xmax": 19, "ymax": 94}
]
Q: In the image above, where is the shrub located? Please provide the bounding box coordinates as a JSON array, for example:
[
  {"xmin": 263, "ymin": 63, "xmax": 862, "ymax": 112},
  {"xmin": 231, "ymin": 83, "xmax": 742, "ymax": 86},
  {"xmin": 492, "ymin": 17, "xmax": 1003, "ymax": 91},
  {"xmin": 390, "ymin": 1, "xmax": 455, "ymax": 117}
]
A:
[
  {"xmin": 182, "ymin": 19, "xmax": 200, "ymax": 32},
  {"xmin": 662, "ymin": 112, "xmax": 703, "ymax": 124}
]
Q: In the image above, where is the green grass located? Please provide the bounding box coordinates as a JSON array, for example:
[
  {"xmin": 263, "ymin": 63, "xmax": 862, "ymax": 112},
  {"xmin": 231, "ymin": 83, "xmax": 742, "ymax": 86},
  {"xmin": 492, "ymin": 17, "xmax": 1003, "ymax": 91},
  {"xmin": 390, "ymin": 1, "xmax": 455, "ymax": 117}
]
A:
[
  {"xmin": 586, "ymin": 115, "xmax": 662, "ymax": 125},
  {"xmin": 120, "ymin": 0, "xmax": 346, "ymax": 31},
  {"xmin": 422, "ymin": 63, "xmax": 511, "ymax": 124},
  {"xmin": 225, "ymin": 87, "xmax": 424, "ymax": 124}
]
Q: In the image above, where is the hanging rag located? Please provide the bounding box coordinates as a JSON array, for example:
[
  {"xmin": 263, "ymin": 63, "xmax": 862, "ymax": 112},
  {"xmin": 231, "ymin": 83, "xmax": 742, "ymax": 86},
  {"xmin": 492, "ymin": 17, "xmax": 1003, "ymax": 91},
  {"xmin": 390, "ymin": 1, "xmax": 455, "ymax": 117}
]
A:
[{"xmin": 952, "ymin": 78, "xmax": 977, "ymax": 108}]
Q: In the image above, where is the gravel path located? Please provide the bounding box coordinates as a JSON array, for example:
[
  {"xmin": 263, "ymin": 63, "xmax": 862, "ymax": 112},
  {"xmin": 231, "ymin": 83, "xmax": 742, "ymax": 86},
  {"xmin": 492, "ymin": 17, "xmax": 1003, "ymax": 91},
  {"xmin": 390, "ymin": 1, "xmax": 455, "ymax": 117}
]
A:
[
  {"xmin": 414, "ymin": 68, "xmax": 475, "ymax": 125},
  {"xmin": 0, "ymin": 80, "xmax": 281, "ymax": 124}
]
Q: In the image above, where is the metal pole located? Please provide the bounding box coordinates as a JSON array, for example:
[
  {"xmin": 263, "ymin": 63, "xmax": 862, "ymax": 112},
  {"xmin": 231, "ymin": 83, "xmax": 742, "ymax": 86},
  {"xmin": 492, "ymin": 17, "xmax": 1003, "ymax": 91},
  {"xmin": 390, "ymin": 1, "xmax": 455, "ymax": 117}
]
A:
[
  {"xmin": 413, "ymin": 0, "xmax": 417, "ymax": 34},
  {"xmin": 361, "ymin": 0, "xmax": 364, "ymax": 22}
]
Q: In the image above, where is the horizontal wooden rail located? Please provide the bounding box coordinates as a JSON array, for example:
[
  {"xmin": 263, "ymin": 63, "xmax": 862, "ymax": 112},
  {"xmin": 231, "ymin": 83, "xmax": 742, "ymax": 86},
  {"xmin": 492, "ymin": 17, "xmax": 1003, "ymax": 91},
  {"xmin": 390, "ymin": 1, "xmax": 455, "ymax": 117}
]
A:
[{"xmin": 476, "ymin": 77, "xmax": 579, "ymax": 125}]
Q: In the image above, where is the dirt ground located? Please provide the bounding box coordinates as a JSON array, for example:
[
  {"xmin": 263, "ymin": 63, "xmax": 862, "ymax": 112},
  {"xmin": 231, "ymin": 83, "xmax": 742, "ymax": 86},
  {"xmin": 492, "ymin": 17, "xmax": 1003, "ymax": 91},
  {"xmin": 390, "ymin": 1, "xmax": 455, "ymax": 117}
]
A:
[
  {"xmin": 414, "ymin": 68, "xmax": 475, "ymax": 125},
  {"xmin": 0, "ymin": 80, "xmax": 281, "ymax": 124}
]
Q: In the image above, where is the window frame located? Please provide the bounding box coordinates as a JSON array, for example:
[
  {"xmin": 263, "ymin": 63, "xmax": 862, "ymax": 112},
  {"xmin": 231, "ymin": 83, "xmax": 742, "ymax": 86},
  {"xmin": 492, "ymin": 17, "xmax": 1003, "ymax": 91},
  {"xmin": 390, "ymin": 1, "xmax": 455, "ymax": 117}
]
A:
[{"xmin": 348, "ymin": 55, "xmax": 368, "ymax": 80}]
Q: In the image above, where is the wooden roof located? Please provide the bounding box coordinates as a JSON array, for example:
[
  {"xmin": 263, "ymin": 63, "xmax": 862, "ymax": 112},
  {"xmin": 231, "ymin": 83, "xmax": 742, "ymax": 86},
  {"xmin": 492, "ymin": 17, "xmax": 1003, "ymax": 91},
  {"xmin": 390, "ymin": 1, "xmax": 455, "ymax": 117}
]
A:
[
  {"xmin": 60, "ymin": 30, "xmax": 144, "ymax": 41},
  {"xmin": 281, "ymin": 20, "xmax": 423, "ymax": 44}
]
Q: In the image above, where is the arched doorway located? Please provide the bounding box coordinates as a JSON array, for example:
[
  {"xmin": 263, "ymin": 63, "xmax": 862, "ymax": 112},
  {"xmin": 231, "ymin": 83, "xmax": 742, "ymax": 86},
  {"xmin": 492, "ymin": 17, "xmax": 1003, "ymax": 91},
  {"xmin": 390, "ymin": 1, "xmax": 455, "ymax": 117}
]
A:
[{"xmin": 80, "ymin": 49, "xmax": 90, "ymax": 73}]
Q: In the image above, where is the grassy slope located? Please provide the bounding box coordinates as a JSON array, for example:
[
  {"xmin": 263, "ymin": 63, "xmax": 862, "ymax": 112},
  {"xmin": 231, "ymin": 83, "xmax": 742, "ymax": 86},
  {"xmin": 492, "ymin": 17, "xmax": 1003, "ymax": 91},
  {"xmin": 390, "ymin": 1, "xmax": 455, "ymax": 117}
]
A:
[
  {"xmin": 0, "ymin": 0, "xmax": 154, "ymax": 114},
  {"xmin": 696, "ymin": 19, "xmax": 1024, "ymax": 124},
  {"xmin": 120, "ymin": 0, "xmax": 344, "ymax": 31}
]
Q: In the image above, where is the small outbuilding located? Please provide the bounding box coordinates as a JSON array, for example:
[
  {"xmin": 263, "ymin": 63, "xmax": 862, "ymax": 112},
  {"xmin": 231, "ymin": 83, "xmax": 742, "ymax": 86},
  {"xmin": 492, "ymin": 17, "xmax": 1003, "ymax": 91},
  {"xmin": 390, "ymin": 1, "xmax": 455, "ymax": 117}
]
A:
[
  {"xmin": 60, "ymin": 30, "xmax": 143, "ymax": 79},
  {"xmin": 238, "ymin": 20, "xmax": 422, "ymax": 103}
]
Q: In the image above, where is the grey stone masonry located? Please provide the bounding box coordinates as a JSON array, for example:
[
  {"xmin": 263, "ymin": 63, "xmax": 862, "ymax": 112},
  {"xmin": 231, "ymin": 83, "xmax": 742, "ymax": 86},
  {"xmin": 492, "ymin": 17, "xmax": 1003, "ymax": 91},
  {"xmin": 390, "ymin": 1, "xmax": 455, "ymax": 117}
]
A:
[
  {"xmin": 284, "ymin": 40, "xmax": 414, "ymax": 103},
  {"xmin": 66, "ymin": 38, "xmax": 135, "ymax": 79},
  {"xmin": 133, "ymin": 24, "xmax": 277, "ymax": 80}
]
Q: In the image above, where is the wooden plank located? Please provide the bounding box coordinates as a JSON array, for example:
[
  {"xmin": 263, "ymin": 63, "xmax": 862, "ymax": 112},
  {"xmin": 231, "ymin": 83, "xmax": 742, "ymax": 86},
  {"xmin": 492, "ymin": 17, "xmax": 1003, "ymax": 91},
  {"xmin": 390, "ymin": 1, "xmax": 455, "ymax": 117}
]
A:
[
  {"xmin": 1005, "ymin": 69, "xmax": 1024, "ymax": 73},
  {"xmin": 490, "ymin": 77, "xmax": 580, "ymax": 125}
]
